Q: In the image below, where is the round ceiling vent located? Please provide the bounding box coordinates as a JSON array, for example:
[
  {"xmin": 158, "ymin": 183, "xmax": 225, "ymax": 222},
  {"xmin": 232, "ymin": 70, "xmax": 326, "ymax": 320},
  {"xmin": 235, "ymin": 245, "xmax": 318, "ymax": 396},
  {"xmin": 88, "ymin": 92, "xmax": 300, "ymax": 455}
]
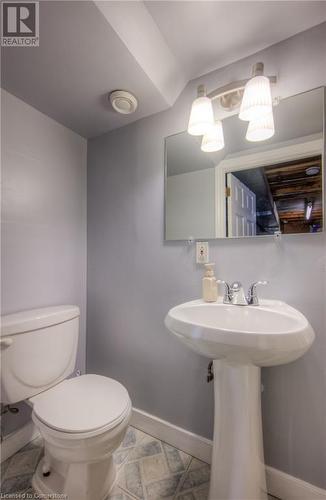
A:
[
  {"xmin": 306, "ymin": 166, "xmax": 320, "ymax": 176},
  {"xmin": 109, "ymin": 90, "xmax": 138, "ymax": 114}
]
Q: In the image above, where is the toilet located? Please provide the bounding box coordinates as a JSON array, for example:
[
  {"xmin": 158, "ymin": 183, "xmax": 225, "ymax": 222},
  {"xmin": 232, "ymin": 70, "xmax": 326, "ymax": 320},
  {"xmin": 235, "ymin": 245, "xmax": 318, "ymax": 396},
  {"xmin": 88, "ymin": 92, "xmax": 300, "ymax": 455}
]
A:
[{"xmin": 0, "ymin": 305, "xmax": 131, "ymax": 500}]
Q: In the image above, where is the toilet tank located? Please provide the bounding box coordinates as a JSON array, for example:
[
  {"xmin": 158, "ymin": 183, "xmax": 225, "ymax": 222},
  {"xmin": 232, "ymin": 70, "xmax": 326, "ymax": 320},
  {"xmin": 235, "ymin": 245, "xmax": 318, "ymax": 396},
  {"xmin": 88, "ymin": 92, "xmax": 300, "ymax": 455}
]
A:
[{"xmin": 0, "ymin": 305, "xmax": 80, "ymax": 404}]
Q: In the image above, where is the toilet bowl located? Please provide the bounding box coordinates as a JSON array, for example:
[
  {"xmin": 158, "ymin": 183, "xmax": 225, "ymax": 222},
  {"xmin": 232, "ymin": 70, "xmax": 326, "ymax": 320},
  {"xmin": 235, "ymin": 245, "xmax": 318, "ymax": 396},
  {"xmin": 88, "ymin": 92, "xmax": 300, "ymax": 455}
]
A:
[
  {"xmin": 30, "ymin": 374, "xmax": 132, "ymax": 500},
  {"xmin": 0, "ymin": 306, "xmax": 131, "ymax": 500}
]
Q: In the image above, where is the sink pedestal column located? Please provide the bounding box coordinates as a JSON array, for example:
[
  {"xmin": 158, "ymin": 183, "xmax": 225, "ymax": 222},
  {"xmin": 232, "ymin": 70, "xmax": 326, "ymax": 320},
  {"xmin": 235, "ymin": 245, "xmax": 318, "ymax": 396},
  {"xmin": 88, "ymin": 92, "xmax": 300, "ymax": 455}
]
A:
[{"xmin": 209, "ymin": 360, "xmax": 267, "ymax": 500}]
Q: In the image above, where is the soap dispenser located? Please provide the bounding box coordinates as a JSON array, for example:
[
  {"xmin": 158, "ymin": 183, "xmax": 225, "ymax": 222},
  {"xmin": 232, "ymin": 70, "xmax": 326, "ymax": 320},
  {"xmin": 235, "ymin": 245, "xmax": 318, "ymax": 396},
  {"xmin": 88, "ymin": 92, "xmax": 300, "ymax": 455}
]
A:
[{"xmin": 202, "ymin": 263, "xmax": 218, "ymax": 302}]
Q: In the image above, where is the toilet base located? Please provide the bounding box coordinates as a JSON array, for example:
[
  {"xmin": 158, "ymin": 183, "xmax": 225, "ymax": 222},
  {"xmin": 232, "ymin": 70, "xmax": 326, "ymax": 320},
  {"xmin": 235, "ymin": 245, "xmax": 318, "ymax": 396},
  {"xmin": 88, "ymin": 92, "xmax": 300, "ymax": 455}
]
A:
[
  {"xmin": 32, "ymin": 455, "xmax": 117, "ymax": 500},
  {"xmin": 31, "ymin": 396, "xmax": 131, "ymax": 500}
]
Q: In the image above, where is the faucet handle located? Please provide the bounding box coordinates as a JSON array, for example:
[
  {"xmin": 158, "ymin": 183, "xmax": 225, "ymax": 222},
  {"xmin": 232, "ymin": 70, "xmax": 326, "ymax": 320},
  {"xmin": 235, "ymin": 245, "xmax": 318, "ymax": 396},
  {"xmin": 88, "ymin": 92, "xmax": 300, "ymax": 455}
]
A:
[
  {"xmin": 217, "ymin": 280, "xmax": 232, "ymax": 304},
  {"xmin": 247, "ymin": 281, "xmax": 268, "ymax": 306}
]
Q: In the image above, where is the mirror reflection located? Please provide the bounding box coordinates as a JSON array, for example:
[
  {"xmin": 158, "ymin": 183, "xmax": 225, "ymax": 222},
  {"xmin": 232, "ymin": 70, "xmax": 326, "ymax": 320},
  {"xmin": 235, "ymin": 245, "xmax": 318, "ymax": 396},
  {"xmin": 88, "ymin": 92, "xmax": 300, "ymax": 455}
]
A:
[{"xmin": 165, "ymin": 87, "xmax": 324, "ymax": 240}]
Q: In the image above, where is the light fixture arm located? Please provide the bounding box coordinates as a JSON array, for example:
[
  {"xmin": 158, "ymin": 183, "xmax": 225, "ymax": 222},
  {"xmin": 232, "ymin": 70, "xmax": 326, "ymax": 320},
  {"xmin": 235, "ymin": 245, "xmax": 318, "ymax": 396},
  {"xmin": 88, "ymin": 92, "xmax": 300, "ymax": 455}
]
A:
[
  {"xmin": 207, "ymin": 75, "xmax": 277, "ymax": 101},
  {"xmin": 203, "ymin": 62, "xmax": 277, "ymax": 112}
]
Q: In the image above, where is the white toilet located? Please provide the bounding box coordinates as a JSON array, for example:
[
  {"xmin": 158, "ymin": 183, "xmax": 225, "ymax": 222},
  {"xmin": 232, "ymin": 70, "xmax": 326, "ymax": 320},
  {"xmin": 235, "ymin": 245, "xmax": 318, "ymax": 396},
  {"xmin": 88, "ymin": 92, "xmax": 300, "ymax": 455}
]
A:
[{"xmin": 0, "ymin": 305, "xmax": 131, "ymax": 500}]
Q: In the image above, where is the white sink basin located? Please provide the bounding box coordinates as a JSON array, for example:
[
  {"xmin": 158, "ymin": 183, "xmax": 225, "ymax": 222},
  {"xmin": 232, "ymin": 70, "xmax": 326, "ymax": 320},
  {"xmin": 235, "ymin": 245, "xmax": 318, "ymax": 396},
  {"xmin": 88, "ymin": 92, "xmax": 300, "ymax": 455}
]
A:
[
  {"xmin": 165, "ymin": 298, "xmax": 315, "ymax": 500},
  {"xmin": 165, "ymin": 299, "xmax": 315, "ymax": 366}
]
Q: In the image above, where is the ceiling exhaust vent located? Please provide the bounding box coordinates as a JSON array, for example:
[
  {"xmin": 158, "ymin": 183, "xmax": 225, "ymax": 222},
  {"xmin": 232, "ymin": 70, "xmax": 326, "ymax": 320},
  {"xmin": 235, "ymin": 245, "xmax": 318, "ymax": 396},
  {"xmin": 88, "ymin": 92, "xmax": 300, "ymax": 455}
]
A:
[{"xmin": 109, "ymin": 90, "xmax": 138, "ymax": 114}]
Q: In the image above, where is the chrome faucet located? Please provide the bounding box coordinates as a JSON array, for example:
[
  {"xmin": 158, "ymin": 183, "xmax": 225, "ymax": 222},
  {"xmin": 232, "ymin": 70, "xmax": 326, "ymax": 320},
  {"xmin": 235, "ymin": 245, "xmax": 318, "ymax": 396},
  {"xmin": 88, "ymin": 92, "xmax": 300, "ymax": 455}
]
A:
[
  {"xmin": 217, "ymin": 280, "xmax": 232, "ymax": 304},
  {"xmin": 247, "ymin": 281, "xmax": 268, "ymax": 305},
  {"xmin": 217, "ymin": 280, "xmax": 268, "ymax": 306}
]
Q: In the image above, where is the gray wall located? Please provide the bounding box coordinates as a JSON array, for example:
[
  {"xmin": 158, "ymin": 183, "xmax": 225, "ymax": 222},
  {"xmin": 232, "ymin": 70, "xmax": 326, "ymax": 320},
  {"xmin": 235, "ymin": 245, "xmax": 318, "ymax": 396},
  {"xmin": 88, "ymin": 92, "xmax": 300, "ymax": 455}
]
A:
[
  {"xmin": 166, "ymin": 168, "xmax": 216, "ymax": 240},
  {"xmin": 87, "ymin": 24, "xmax": 326, "ymax": 488},
  {"xmin": 1, "ymin": 90, "xmax": 87, "ymax": 434}
]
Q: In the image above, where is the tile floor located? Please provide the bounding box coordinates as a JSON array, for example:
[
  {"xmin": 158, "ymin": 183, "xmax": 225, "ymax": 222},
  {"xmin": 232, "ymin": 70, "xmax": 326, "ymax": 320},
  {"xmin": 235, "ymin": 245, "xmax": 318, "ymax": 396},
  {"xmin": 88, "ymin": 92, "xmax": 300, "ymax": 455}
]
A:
[{"xmin": 1, "ymin": 426, "xmax": 280, "ymax": 500}]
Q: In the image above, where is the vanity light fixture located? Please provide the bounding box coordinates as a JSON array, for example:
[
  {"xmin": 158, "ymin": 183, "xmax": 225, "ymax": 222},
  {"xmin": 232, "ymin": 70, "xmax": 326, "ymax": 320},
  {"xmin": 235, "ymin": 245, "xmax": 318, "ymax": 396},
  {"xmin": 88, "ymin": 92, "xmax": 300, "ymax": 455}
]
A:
[
  {"xmin": 306, "ymin": 201, "xmax": 313, "ymax": 220},
  {"xmin": 187, "ymin": 85, "xmax": 215, "ymax": 136},
  {"xmin": 201, "ymin": 120, "xmax": 225, "ymax": 152},
  {"xmin": 239, "ymin": 63, "xmax": 273, "ymax": 121},
  {"xmin": 246, "ymin": 111, "xmax": 275, "ymax": 142},
  {"xmin": 187, "ymin": 62, "xmax": 277, "ymax": 152}
]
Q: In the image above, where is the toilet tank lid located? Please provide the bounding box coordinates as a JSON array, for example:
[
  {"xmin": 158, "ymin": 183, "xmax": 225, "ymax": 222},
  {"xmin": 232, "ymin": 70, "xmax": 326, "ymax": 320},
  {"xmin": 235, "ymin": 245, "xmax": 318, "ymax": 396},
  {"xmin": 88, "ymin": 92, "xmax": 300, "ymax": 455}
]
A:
[{"xmin": 1, "ymin": 305, "xmax": 80, "ymax": 337}]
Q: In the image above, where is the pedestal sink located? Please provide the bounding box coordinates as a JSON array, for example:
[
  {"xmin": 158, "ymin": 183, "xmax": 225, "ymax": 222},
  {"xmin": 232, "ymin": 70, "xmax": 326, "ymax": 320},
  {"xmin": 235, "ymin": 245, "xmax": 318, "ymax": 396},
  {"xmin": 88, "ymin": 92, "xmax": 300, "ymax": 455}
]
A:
[{"xmin": 165, "ymin": 299, "xmax": 315, "ymax": 500}]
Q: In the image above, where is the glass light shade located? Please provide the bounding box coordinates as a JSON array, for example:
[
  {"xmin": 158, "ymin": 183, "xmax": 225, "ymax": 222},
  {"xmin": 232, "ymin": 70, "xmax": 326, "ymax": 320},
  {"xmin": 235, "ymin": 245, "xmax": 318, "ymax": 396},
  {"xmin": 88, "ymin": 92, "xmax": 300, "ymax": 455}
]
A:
[
  {"xmin": 187, "ymin": 96, "xmax": 214, "ymax": 136},
  {"xmin": 239, "ymin": 75, "xmax": 273, "ymax": 121},
  {"xmin": 306, "ymin": 202, "xmax": 313, "ymax": 220},
  {"xmin": 201, "ymin": 121, "xmax": 225, "ymax": 152},
  {"xmin": 246, "ymin": 111, "xmax": 275, "ymax": 142}
]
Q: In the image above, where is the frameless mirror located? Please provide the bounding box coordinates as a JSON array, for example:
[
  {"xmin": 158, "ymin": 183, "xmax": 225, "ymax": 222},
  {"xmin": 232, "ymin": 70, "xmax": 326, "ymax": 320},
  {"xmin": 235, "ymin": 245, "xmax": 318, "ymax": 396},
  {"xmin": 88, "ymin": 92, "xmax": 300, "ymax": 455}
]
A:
[{"xmin": 165, "ymin": 87, "xmax": 324, "ymax": 240}]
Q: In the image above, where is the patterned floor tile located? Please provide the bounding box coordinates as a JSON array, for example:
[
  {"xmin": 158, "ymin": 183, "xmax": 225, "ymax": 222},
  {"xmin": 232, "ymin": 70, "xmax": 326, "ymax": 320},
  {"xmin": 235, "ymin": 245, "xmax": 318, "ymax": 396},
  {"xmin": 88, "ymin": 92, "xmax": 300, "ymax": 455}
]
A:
[
  {"xmin": 121, "ymin": 460, "xmax": 146, "ymax": 498},
  {"xmin": 193, "ymin": 484, "xmax": 209, "ymax": 500},
  {"xmin": 114, "ymin": 426, "xmax": 148, "ymax": 469},
  {"xmin": 122, "ymin": 427, "xmax": 147, "ymax": 450},
  {"xmin": 142, "ymin": 454, "xmax": 169, "ymax": 482},
  {"xmin": 176, "ymin": 492, "xmax": 196, "ymax": 500},
  {"xmin": 178, "ymin": 459, "xmax": 210, "ymax": 494},
  {"xmin": 4, "ymin": 447, "xmax": 42, "ymax": 480},
  {"xmin": 146, "ymin": 473, "xmax": 183, "ymax": 499},
  {"xmin": 0, "ymin": 426, "xmax": 283, "ymax": 500},
  {"xmin": 1, "ymin": 473, "xmax": 33, "ymax": 495},
  {"xmin": 115, "ymin": 449, "xmax": 131, "ymax": 467},
  {"xmin": 127, "ymin": 435, "xmax": 163, "ymax": 463},
  {"xmin": 107, "ymin": 484, "xmax": 138, "ymax": 499},
  {"xmin": 117, "ymin": 434, "xmax": 192, "ymax": 500},
  {"xmin": 0, "ymin": 436, "xmax": 43, "ymax": 495},
  {"xmin": 1, "ymin": 456, "xmax": 11, "ymax": 479},
  {"xmin": 162, "ymin": 443, "xmax": 191, "ymax": 475},
  {"xmin": 176, "ymin": 483, "xmax": 209, "ymax": 500}
]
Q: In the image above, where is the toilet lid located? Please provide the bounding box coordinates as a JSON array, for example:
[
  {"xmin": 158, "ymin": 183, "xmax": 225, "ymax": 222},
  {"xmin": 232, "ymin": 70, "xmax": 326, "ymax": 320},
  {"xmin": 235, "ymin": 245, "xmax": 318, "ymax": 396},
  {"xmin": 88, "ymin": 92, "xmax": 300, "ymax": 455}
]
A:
[{"xmin": 29, "ymin": 374, "xmax": 130, "ymax": 434}]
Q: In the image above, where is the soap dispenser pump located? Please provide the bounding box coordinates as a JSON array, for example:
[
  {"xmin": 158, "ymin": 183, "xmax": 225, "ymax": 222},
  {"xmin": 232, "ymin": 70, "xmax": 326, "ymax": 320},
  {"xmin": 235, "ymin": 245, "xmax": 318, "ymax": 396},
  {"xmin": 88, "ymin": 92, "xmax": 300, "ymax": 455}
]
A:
[{"xmin": 202, "ymin": 263, "xmax": 218, "ymax": 302}]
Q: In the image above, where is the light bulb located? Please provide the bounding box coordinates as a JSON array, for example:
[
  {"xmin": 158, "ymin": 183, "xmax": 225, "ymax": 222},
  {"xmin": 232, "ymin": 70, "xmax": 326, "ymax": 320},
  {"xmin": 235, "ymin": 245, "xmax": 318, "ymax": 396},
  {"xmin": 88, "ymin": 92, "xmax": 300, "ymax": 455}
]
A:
[
  {"xmin": 246, "ymin": 111, "xmax": 275, "ymax": 142},
  {"xmin": 239, "ymin": 75, "xmax": 272, "ymax": 122},
  {"xmin": 201, "ymin": 121, "xmax": 225, "ymax": 152},
  {"xmin": 306, "ymin": 202, "xmax": 313, "ymax": 220},
  {"xmin": 188, "ymin": 86, "xmax": 214, "ymax": 136}
]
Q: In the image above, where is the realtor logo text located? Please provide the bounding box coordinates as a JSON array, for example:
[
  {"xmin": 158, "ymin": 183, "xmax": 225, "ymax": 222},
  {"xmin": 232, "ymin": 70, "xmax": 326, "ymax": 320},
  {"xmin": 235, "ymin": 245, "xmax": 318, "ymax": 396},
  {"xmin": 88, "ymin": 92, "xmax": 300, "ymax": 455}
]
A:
[{"xmin": 1, "ymin": 1, "xmax": 39, "ymax": 47}]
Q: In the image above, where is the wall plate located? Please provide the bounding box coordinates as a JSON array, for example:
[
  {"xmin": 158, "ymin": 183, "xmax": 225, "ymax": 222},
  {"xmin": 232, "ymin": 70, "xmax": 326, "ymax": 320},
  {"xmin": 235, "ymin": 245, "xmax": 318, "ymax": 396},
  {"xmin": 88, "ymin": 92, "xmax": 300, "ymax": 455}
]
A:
[{"xmin": 196, "ymin": 242, "xmax": 209, "ymax": 264}]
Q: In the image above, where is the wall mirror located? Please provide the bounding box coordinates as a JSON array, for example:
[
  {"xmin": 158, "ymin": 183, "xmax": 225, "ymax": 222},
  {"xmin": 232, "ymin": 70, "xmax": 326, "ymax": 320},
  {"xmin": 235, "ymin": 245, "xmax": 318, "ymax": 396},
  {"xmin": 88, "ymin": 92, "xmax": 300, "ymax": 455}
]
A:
[{"xmin": 165, "ymin": 87, "xmax": 324, "ymax": 240}]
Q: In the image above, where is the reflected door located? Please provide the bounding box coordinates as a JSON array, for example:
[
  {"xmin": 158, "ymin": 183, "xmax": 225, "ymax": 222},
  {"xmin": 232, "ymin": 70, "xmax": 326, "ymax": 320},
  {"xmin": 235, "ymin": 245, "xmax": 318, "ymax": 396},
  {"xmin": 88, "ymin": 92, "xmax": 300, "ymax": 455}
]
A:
[{"xmin": 227, "ymin": 173, "xmax": 256, "ymax": 237}]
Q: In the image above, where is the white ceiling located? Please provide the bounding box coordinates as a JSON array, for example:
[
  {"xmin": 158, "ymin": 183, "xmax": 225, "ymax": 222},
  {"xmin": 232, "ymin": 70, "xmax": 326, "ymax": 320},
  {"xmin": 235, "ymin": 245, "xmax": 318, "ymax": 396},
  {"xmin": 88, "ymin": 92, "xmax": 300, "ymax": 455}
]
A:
[
  {"xmin": 2, "ymin": 1, "xmax": 326, "ymax": 138},
  {"xmin": 145, "ymin": 1, "xmax": 326, "ymax": 79},
  {"xmin": 1, "ymin": 1, "xmax": 173, "ymax": 138}
]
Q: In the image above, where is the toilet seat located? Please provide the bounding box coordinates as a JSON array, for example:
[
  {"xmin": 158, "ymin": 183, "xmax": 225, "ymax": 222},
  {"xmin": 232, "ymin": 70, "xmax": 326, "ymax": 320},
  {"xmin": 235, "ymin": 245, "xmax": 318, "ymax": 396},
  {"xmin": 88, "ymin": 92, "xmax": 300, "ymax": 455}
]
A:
[{"xmin": 29, "ymin": 374, "xmax": 131, "ymax": 437}]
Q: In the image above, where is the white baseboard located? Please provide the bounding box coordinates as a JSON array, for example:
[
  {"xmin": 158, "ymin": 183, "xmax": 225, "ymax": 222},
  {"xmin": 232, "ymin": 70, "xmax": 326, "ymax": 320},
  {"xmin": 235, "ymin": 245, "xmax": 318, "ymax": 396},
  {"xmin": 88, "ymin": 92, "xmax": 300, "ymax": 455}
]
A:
[
  {"xmin": 0, "ymin": 421, "xmax": 40, "ymax": 463},
  {"xmin": 131, "ymin": 407, "xmax": 326, "ymax": 500},
  {"xmin": 266, "ymin": 466, "xmax": 326, "ymax": 500},
  {"xmin": 131, "ymin": 407, "xmax": 212, "ymax": 464}
]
